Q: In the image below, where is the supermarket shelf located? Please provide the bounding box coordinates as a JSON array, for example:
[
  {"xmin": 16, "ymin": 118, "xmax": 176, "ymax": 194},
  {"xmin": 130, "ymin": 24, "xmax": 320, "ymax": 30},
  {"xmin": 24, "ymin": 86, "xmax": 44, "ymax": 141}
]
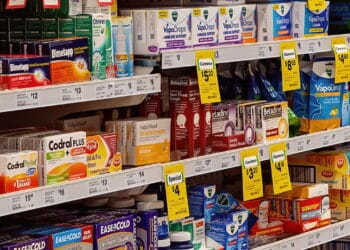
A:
[
  {"xmin": 0, "ymin": 74, "xmax": 161, "ymax": 113},
  {"xmin": 252, "ymin": 219, "xmax": 350, "ymax": 250},
  {"xmin": 0, "ymin": 127, "xmax": 349, "ymax": 217},
  {"xmin": 161, "ymin": 34, "xmax": 350, "ymax": 69}
]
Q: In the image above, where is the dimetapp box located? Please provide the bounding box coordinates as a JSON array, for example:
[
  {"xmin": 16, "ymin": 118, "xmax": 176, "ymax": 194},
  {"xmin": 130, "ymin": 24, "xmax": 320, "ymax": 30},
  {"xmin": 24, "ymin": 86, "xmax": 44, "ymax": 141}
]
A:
[
  {"xmin": 36, "ymin": 37, "xmax": 90, "ymax": 84},
  {"xmin": 218, "ymin": 6, "xmax": 243, "ymax": 45},
  {"xmin": 21, "ymin": 131, "xmax": 87, "ymax": 186},
  {"xmin": 0, "ymin": 150, "xmax": 38, "ymax": 194},
  {"xmin": 0, "ymin": 55, "xmax": 51, "ymax": 89},
  {"xmin": 257, "ymin": 2, "xmax": 292, "ymax": 42},
  {"xmin": 192, "ymin": 7, "xmax": 219, "ymax": 47}
]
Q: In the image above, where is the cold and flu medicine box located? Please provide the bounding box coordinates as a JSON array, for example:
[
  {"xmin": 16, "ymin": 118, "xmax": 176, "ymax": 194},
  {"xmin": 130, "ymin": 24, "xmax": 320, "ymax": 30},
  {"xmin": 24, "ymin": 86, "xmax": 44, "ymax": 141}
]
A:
[
  {"xmin": 169, "ymin": 77, "xmax": 201, "ymax": 160},
  {"xmin": 0, "ymin": 235, "xmax": 49, "ymax": 250},
  {"xmin": 329, "ymin": 189, "xmax": 350, "ymax": 220},
  {"xmin": 264, "ymin": 183, "xmax": 329, "ymax": 199},
  {"xmin": 0, "ymin": 55, "xmax": 51, "ymax": 90},
  {"xmin": 21, "ymin": 131, "xmax": 87, "ymax": 186},
  {"xmin": 56, "ymin": 114, "xmax": 101, "ymax": 132},
  {"xmin": 86, "ymin": 132, "xmax": 122, "ymax": 177},
  {"xmin": 188, "ymin": 184, "xmax": 216, "ymax": 222},
  {"xmin": 121, "ymin": 8, "xmax": 192, "ymax": 54},
  {"xmin": 292, "ymin": 0, "xmax": 329, "ymax": 38},
  {"xmin": 206, "ymin": 218, "xmax": 241, "ymax": 250},
  {"xmin": 192, "ymin": 7, "xmax": 219, "ymax": 47},
  {"xmin": 36, "ymin": 37, "xmax": 90, "ymax": 84},
  {"xmin": 305, "ymin": 151, "xmax": 350, "ymax": 175},
  {"xmin": 218, "ymin": 6, "xmax": 243, "ymax": 45},
  {"xmin": 257, "ymin": 1, "xmax": 292, "ymax": 42},
  {"xmin": 0, "ymin": 150, "xmax": 38, "ymax": 194},
  {"xmin": 22, "ymin": 224, "xmax": 93, "ymax": 249}
]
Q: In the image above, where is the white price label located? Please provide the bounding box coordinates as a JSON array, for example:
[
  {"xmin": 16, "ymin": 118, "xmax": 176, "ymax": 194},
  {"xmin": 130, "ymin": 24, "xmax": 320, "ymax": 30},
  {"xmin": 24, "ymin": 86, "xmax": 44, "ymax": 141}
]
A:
[
  {"xmin": 95, "ymin": 83, "xmax": 114, "ymax": 99},
  {"xmin": 114, "ymin": 81, "xmax": 131, "ymax": 96},
  {"xmin": 163, "ymin": 54, "xmax": 181, "ymax": 68},
  {"xmin": 307, "ymin": 232, "xmax": 321, "ymax": 247},
  {"xmin": 322, "ymin": 133, "xmax": 337, "ymax": 146},
  {"xmin": 16, "ymin": 92, "xmax": 40, "ymax": 108},
  {"xmin": 281, "ymin": 241, "xmax": 297, "ymax": 249},
  {"xmin": 44, "ymin": 188, "xmax": 66, "ymax": 205},
  {"xmin": 194, "ymin": 159, "xmax": 214, "ymax": 174},
  {"xmin": 135, "ymin": 79, "xmax": 153, "ymax": 93},
  {"xmin": 344, "ymin": 130, "xmax": 350, "ymax": 142},
  {"xmin": 61, "ymin": 86, "xmax": 83, "ymax": 102},
  {"xmin": 222, "ymin": 153, "xmax": 239, "ymax": 169},
  {"xmin": 88, "ymin": 178, "xmax": 109, "ymax": 195},
  {"xmin": 125, "ymin": 170, "xmax": 147, "ymax": 187},
  {"xmin": 258, "ymin": 45, "xmax": 273, "ymax": 58},
  {"xmin": 333, "ymin": 224, "xmax": 346, "ymax": 238},
  {"xmin": 259, "ymin": 147, "xmax": 267, "ymax": 159},
  {"xmin": 9, "ymin": 192, "xmax": 37, "ymax": 212},
  {"xmin": 296, "ymin": 140, "xmax": 306, "ymax": 152}
]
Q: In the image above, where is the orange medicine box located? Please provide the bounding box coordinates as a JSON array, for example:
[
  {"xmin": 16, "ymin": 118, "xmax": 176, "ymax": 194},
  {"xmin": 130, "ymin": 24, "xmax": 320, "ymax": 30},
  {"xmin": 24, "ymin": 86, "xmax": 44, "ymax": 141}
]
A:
[
  {"xmin": 36, "ymin": 37, "xmax": 90, "ymax": 84},
  {"xmin": 0, "ymin": 150, "xmax": 39, "ymax": 194},
  {"xmin": 86, "ymin": 132, "xmax": 122, "ymax": 176}
]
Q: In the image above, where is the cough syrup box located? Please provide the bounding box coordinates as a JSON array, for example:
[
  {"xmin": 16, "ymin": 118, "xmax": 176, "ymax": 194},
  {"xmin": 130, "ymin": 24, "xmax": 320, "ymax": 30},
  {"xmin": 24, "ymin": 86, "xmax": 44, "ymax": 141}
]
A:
[
  {"xmin": 0, "ymin": 55, "xmax": 51, "ymax": 90},
  {"xmin": 86, "ymin": 132, "xmax": 122, "ymax": 176},
  {"xmin": 36, "ymin": 37, "xmax": 91, "ymax": 84},
  {"xmin": 257, "ymin": 2, "xmax": 292, "ymax": 42},
  {"xmin": 0, "ymin": 150, "xmax": 38, "ymax": 194},
  {"xmin": 218, "ymin": 6, "xmax": 243, "ymax": 45},
  {"xmin": 22, "ymin": 224, "xmax": 92, "ymax": 250},
  {"xmin": 169, "ymin": 77, "xmax": 201, "ymax": 160},
  {"xmin": 21, "ymin": 132, "xmax": 87, "ymax": 186},
  {"xmin": 0, "ymin": 235, "xmax": 49, "ymax": 250},
  {"xmin": 254, "ymin": 101, "xmax": 289, "ymax": 144},
  {"xmin": 192, "ymin": 7, "xmax": 219, "ymax": 47}
]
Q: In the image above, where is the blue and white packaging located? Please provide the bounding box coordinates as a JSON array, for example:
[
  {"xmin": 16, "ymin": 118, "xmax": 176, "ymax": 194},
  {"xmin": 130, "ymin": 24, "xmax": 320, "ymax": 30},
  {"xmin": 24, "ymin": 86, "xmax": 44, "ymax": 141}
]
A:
[
  {"xmin": 341, "ymin": 82, "xmax": 350, "ymax": 127},
  {"xmin": 218, "ymin": 6, "xmax": 243, "ymax": 45},
  {"xmin": 257, "ymin": 1, "xmax": 292, "ymax": 42},
  {"xmin": 188, "ymin": 185, "xmax": 216, "ymax": 222},
  {"xmin": 192, "ymin": 7, "xmax": 219, "ymax": 47},
  {"xmin": 292, "ymin": 0, "xmax": 329, "ymax": 38},
  {"xmin": 213, "ymin": 192, "xmax": 241, "ymax": 214},
  {"xmin": 241, "ymin": 4, "xmax": 257, "ymax": 43},
  {"xmin": 136, "ymin": 210, "xmax": 158, "ymax": 250},
  {"xmin": 206, "ymin": 219, "xmax": 239, "ymax": 250}
]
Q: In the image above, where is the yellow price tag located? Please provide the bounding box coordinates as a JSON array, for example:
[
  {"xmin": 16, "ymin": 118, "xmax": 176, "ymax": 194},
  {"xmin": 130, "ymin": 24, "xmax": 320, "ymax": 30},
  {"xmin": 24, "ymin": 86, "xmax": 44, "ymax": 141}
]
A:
[
  {"xmin": 269, "ymin": 142, "xmax": 292, "ymax": 195},
  {"xmin": 307, "ymin": 0, "xmax": 326, "ymax": 12},
  {"xmin": 195, "ymin": 50, "xmax": 221, "ymax": 104},
  {"xmin": 240, "ymin": 147, "xmax": 263, "ymax": 201},
  {"xmin": 332, "ymin": 37, "xmax": 350, "ymax": 84},
  {"xmin": 280, "ymin": 41, "xmax": 301, "ymax": 91},
  {"xmin": 163, "ymin": 163, "xmax": 189, "ymax": 221}
]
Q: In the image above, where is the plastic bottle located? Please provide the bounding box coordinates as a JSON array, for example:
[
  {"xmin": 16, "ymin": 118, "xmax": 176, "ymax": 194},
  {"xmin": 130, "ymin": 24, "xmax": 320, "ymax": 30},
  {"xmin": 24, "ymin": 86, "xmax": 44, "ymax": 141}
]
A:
[
  {"xmin": 170, "ymin": 232, "xmax": 194, "ymax": 250},
  {"xmin": 158, "ymin": 237, "xmax": 171, "ymax": 250}
]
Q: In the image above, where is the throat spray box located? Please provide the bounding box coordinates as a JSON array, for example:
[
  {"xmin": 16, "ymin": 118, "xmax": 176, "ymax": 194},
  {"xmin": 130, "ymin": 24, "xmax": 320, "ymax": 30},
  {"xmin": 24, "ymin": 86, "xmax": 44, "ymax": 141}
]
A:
[{"xmin": 257, "ymin": 2, "xmax": 292, "ymax": 42}]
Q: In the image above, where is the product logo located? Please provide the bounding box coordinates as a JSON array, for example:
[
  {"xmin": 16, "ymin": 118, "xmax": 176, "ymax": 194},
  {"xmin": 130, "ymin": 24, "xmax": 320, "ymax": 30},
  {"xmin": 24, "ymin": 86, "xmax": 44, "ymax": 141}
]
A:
[
  {"xmin": 204, "ymin": 9, "xmax": 209, "ymax": 20},
  {"xmin": 51, "ymin": 48, "xmax": 74, "ymax": 59},
  {"xmin": 262, "ymin": 105, "xmax": 283, "ymax": 119},
  {"xmin": 212, "ymin": 109, "xmax": 229, "ymax": 120},
  {"xmin": 326, "ymin": 69, "xmax": 333, "ymax": 77},
  {"xmin": 7, "ymin": 160, "xmax": 25, "ymax": 170},
  {"xmin": 337, "ymin": 158, "xmax": 345, "ymax": 168},
  {"xmin": 216, "ymin": 193, "xmax": 229, "ymax": 206},
  {"xmin": 9, "ymin": 63, "xmax": 30, "ymax": 72},
  {"xmin": 100, "ymin": 220, "xmax": 131, "ymax": 234},
  {"xmin": 241, "ymin": 7, "xmax": 246, "ymax": 17},
  {"xmin": 281, "ymin": 5, "xmax": 285, "ymax": 15},
  {"xmin": 48, "ymin": 137, "xmax": 85, "ymax": 151},
  {"xmin": 321, "ymin": 170, "xmax": 334, "ymax": 178},
  {"xmin": 243, "ymin": 156, "xmax": 258, "ymax": 168},
  {"xmin": 13, "ymin": 241, "xmax": 46, "ymax": 250},
  {"xmin": 229, "ymin": 224, "xmax": 236, "ymax": 234},
  {"xmin": 238, "ymin": 214, "xmax": 243, "ymax": 224},
  {"xmin": 55, "ymin": 232, "xmax": 81, "ymax": 244},
  {"xmin": 167, "ymin": 172, "xmax": 183, "ymax": 185},
  {"xmin": 172, "ymin": 11, "xmax": 178, "ymax": 22},
  {"xmin": 314, "ymin": 84, "xmax": 341, "ymax": 93},
  {"xmin": 330, "ymin": 201, "xmax": 337, "ymax": 209},
  {"xmin": 86, "ymin": 139, "xmax": 98, "ymax": 154}
]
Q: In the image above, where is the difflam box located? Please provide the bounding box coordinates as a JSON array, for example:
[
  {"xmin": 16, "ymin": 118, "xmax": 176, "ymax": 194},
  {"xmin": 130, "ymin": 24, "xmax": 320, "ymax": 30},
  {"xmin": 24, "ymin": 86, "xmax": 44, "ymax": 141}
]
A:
[
  {"xmin": 0, "ymin": 150, "xmax": 38, "ymax": 194},
  {"xmin": 218, "ymin": 6, "xmax": 243, "ymax": 45},
  {"xmin": 257, "ymin": 2, "xmax": 292, "ymax": 42},
  {"xmin": 192, "ymin": 7, "xmax": 219, "ymax": 47}
]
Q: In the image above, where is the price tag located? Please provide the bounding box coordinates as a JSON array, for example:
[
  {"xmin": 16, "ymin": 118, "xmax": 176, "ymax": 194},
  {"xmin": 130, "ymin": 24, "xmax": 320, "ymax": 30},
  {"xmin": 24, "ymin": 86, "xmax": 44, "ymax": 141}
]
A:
[
  {"xmin": 16, "ymin": 92, "xmax": 40, "ymax": 108},
  {"xmin": 98, "ymin": 0, "xmax": 113, "ymax": 6},
  {"xmin": 6, "ymin": 0, "xmax": 26, "ymax": 9},
  {"xmin": 332, "ymin": 37, "xmax": 350, "ymax": 83},
  {"xmin": 162, "ymin": 54, "xmax": 181, "ymax": 68},
  {"xmin": 240, "ymin": 148, "xmax": 263, "ymax": 201},
  {"xmin": 333, "ymin": 224, "xmax": 346, "ymax": 238},
  {"xmin": 344, "ymin": 130, "xmax": 350, "ymax": 142},
  {"xmin": 114, "ymin": 81, "xmax": 132, "ymax": 96},
  {"xmin": 125, "ymin": 170, "xmax": 147, "ymax": 187},
  {"xmin": 61, "ymin": 86, "xmax": 83, "ymax": 102},
  {"xmin": 194, "ymin": 158, "xmax": 215, "ymax": 174},
  {"xmin": 88, "ymin": 178, "xmax": 109, "ymax": 195},
  {"xmin": 307, "ymin": 232, "xmax": 321, "ymax": 247},
  {"xmin": 9, "ymin": 192, "xmax": 37, "ymax": 212},
  {"xmin": 296, "ymin": 139, "xmax": 306, "ymax": 153},
  {"xmin": 95, "ymin": 83, "xmax": 114, "ymax": 99},
  {"xmin": 257, "ymin": 45, "xmax": 273, "ymax": 58},
  {"xmin": 281, "ymin": 241, "xmax": 297, "ymax": 249},
  {"xmin": 43, "ymin": 0, "xmax": 60, "ymax": 8},
  {"xmin": 222, "ymin": 153, "xmax": 239, "ymax": 169},
  {"xmin": 307, "ymin": 0, "xmax": 326, "ymax": 12},
  {"xmin": 269, "ymin": 142, "xmax": 292, "ymax": 194},
  {"xmin": 196, "ymin": 50, "xmax": 221, "ymax": 104},
  {"xmin": 163, "ymin": 163, "xmax": 189, "ymax": 221},
  {"xmin": 44, "ymin": 187, "xmax": 66, "ymax": 205},
  {"xmin": 135, "ymin": 79, "xmax": 153, "ymax": 93},
  {"xmin": 280, "ymin": 41, "xmax": 301, "ymax": 91}
]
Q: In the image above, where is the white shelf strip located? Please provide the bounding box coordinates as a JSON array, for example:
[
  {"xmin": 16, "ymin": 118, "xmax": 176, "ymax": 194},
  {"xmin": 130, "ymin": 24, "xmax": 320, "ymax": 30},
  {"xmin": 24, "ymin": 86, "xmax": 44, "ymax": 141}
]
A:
[
  {"xmin": 252, "ymin": 219, "xmax": 350, "ymax": 250},
  {"xmin": 0, "ymin": 126, "xmax": 348, "ymax": 217},
  {"xmin": 161, "ymin": 34, "xmax": 350, "ymax": 69},
  {"xmin": 0, "ymin": 74, "xmax": 161, "ymax": 113}
]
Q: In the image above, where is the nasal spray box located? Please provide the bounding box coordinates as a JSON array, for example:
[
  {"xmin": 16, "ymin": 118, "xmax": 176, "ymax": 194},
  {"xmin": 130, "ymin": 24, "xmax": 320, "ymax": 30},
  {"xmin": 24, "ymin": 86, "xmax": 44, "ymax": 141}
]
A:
[
  {"xmin": 112, "ymin": 16, "xmax": 134, "ymax": 77},
  {"xmin": 292, "ymin": 0, "xmax": 329, "ymax": 38},
  {"xmin": 192, "ymin": 7, "xmax": 219, "ymax": 47},
  {"xmin": 36, "ymin": 37, "xmax": 90, "ymax": 84},
  {"xmin": 218, "ymin": 6, "xmax": 243, "ymax": 45},
  {"xmin": 257, "ymin": 2, "xmax": 292, "ymax": 42},
  {"xmin": 21, "ymin": 132, "xmax": 87, "ymax": 186}
]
